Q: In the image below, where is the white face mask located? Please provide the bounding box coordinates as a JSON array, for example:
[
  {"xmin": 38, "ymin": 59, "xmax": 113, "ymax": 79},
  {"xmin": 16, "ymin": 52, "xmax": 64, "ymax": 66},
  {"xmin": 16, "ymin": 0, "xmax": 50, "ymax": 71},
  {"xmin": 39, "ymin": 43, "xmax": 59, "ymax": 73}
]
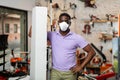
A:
[{"xmin": 59, "ymin": 22, "xmax": 69, "ymax": 31}]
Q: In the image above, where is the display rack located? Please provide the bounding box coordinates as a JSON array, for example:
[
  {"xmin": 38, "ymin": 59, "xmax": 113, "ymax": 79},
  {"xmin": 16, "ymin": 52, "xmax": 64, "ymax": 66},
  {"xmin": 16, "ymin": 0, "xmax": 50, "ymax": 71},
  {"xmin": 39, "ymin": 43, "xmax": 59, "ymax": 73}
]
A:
[{"xmin": 0, "ymin": 34, "xmax": 8, "ymax": 71}]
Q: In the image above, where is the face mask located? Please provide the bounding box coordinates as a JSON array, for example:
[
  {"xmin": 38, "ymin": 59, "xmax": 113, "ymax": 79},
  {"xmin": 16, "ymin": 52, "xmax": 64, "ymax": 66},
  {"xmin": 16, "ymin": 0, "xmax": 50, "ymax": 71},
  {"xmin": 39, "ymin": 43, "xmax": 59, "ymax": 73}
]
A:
[{"xmin": 59, "ymin": 22, "xmax": 69, "ymax": 31}]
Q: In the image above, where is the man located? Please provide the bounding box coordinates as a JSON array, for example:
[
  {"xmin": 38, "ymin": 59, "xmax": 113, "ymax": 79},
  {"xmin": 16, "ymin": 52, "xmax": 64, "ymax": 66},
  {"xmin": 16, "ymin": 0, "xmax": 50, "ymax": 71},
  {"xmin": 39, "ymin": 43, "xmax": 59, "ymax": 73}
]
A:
[{"xmin": 48, "ymin": 13, "xmax": 96, "ymax": 80}]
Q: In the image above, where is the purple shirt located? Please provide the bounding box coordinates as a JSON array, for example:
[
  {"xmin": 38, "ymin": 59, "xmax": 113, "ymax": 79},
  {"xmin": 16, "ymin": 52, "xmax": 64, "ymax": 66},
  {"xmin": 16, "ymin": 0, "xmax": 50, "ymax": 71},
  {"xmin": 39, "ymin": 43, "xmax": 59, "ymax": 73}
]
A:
[{"xmin": 47, "ymin": 31, "xmax": 88, "ymax": 71}]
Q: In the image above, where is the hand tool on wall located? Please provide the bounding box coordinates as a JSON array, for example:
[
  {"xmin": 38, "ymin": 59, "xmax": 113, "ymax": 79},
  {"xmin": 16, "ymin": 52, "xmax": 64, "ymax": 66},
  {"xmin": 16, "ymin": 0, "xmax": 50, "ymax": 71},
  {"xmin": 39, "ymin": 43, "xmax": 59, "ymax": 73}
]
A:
[
  {"xmin": 79, "ymin": 0, "xmax": 97, "ymax": 8},
  {"xmin": 82, "ymin": 24, "xmax": 91, "ymax": 34},
  {"xmin": 106, "ymin": 14, "xmax": 113, "ymax": 27},
  {"xmin": 89, "ymin": 14, "xmax": 100, "ymax": 27},
  {"xmin": 70, "ymin": 3, "xmax": 77, "ymax": 19}
]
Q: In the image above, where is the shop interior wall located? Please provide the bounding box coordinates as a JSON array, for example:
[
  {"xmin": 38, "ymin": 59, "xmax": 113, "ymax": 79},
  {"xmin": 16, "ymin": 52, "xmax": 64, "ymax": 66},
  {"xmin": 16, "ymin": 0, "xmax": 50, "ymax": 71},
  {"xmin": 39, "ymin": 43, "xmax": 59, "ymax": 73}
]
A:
[{"xmin": 38, "ymin": 0, "xmax": 120, "ymax": 63}]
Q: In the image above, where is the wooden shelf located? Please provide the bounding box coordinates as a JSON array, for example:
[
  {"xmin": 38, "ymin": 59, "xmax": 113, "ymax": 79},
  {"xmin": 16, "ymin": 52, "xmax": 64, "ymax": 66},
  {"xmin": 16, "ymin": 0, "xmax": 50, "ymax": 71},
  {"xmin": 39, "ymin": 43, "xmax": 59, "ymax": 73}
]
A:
[{"xmin": 84, "ymin": 19, "xmax": 118, "ymax": 23}]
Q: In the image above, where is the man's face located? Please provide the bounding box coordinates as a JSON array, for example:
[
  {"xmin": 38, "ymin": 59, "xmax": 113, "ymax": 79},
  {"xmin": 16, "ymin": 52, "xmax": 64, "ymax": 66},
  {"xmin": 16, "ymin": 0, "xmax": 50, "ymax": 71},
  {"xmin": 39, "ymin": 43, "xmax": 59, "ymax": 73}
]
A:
[
  {"xmin": 58, "ymin": 16, "xmax": 70, "ymax": 24},
  {"xmin": 58, "ymin": 16, "xmax": 71, "ymax": 32}
]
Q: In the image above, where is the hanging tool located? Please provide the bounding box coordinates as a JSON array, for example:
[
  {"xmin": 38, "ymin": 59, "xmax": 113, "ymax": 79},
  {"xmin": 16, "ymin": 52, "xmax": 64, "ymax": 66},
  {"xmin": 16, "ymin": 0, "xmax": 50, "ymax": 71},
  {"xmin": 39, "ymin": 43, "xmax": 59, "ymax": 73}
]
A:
[{"xmin": 70, "ymin": 3, "xmax": 77, "ymax": 19}]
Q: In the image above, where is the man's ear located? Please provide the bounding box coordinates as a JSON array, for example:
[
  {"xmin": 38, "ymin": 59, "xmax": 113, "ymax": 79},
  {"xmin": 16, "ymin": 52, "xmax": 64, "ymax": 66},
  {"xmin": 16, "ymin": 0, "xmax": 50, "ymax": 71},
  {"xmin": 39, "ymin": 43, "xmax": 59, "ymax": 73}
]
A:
[
  {"xmin": 57, "ymin": 20, "xmax": 60, "ymax": 25},
  {"xmin": 58, "ymin": 21, "xmax": 59, "ymax": 26},
  {"xmin": 69, "ymin": 21, "xmax": 71, "ymax": 26}
]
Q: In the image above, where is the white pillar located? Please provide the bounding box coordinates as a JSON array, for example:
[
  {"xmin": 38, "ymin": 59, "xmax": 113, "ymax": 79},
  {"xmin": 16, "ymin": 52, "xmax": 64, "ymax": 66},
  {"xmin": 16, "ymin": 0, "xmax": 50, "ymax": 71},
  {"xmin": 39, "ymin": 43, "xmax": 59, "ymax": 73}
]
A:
[{"xmin": 30, "ymin": 7, "xmax": 47, "ymax": 80}]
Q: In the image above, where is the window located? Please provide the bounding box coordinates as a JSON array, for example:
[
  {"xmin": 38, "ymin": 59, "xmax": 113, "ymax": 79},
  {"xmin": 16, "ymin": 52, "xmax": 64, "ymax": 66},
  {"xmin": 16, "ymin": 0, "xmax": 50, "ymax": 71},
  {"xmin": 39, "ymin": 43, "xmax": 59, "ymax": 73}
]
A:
[
  {"xmin": 5, "ymin": 23, "xmax": 10, "ymax": 33},
  {"xmin": 14, "ymin": 24, "xmax": 18, "ymax": 33},
  {"xmin": 0, "ymin": 6, "xmax": 28, "ymax": 51}
]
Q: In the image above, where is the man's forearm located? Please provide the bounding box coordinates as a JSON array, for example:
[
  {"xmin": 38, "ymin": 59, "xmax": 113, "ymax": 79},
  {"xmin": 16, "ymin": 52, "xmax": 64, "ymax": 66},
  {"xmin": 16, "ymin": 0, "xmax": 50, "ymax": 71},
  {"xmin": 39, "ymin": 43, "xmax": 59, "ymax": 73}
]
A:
[
  {"xmin": 80, "ymin": 51, "xmax": 95, "ymax": 69},
  {"xmin": 80, "ymin": 45, "xmax": 96, "ymax": 69}
]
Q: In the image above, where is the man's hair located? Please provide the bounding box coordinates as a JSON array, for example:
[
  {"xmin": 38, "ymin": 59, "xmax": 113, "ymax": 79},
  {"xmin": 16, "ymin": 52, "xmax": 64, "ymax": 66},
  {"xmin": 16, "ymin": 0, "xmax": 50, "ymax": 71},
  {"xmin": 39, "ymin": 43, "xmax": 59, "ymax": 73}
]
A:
[{"xmin": 59, "ymin": 13, "xmax": 71, "ymax": 20}]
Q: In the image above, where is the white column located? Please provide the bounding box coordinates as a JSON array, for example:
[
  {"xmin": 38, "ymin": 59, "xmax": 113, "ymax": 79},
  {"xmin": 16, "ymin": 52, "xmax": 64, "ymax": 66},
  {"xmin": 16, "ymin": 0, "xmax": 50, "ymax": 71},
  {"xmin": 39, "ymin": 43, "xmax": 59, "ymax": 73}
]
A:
[{"xmin": 30, "ymin": 7, "xmax": 47, "ymax": 80}]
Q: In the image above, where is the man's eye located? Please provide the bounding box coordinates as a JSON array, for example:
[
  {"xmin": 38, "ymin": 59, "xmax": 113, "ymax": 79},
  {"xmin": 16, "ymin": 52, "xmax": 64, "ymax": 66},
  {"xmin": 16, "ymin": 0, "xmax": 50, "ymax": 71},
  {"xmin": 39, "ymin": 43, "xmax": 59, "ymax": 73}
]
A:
[{"xmin": 61, "ymin": 20, "xmax": 68, "ymax": 22}]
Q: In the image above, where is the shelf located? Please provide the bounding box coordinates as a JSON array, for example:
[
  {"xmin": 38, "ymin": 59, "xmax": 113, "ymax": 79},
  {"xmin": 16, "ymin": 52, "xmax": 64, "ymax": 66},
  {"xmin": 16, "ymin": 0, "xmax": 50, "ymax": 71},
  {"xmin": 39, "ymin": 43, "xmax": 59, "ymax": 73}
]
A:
[{"xmin": 84, "ymin": 19, "xmax": 118, "ymax": 23}]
